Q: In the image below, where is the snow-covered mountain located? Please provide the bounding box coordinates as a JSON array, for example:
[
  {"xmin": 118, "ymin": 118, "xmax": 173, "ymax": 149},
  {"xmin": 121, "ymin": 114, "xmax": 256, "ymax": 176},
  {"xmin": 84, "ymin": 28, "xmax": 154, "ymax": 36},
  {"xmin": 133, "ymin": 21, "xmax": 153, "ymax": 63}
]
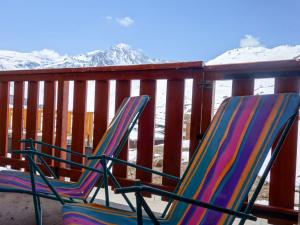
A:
[
  {"xmin": 1, "ymin": 44, "xmax": 299, "ymax": 71},
  {"xmin": 0, "ymin": 43, "xmax": 160, "ymax": 71},
  {"xmin": 0, "ymin": 49, "xmax": 64, "ymax": 70},
  {"xmin": 207, "ymin": 45, "xmax": 300, "ymax": 65}
]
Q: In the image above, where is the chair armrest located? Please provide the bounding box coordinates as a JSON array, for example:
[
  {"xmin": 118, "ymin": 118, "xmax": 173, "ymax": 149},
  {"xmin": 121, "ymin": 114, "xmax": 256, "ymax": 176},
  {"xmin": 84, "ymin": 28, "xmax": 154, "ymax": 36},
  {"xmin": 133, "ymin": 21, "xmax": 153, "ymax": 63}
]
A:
[
  {"xmin": 13, "ymin": 150, "xmax": 103, "ymax": 175},
  {"xmin": 115, "ymin": 185, "xmax": 256, "ymax": 221},
  {"xmin": 20, "ymin": 139, "xmax": 88, "ymax": 158},
  {"xmin": 88, "ymin": 155, "xmax": 180, "ymax": 182}
]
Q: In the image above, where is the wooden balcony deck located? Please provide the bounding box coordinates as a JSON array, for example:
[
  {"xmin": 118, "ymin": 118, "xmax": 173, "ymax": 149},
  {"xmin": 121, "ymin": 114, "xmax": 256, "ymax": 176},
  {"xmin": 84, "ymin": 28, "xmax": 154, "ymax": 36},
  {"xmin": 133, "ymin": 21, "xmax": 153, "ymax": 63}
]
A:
[{"xmin": 0, "ymin": 60, "xmax": 299, "ymax": 224}]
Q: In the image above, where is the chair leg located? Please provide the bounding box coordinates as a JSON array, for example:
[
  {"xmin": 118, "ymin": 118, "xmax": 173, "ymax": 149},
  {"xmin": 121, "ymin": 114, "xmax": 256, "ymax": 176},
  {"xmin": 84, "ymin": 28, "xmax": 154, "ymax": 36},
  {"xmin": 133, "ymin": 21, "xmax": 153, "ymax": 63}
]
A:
[
  {"xmin": 101, "ymin": 157, "xmax": 110, "ymax": 207},
  {"xmin": 107, "ymin": 169, "xmax": 136, "ymax": 212},
  {"xmin": 28, "ymin": 154, "xmax": 43, "ymax": 225},
  {"xmin": 238, "ymin": 218, "xmax": 246, "ymax": 225},
  {"xmin": 89, "ymin": 180, "xmax": 104, "ymax": 203},
  {"xmin": 136, "ymin": 192, "xmax": 143, "ymax": 225},
  {"xmin": 32, "ymin": 193, "xmax": 42, "ymax": 225}
]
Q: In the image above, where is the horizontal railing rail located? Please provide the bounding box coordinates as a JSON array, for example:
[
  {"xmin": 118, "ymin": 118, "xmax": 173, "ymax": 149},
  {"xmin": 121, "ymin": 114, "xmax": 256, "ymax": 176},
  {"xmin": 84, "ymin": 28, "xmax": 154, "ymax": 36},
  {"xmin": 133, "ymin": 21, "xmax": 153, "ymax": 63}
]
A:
[
  {"xmin": 0, "ymin": 62, "xmax": 202, "ymax": 81},
  {"xmin": 0, "ymin": 59, "xmax": 299, "ymax": 223}
]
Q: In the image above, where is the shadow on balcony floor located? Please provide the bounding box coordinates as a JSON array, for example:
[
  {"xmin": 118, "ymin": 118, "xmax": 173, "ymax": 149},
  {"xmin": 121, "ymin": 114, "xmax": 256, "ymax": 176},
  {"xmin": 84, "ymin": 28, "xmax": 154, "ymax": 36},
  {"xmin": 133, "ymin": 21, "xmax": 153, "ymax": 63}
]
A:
[{"xmin": 0, "ymin": 190, "xmax": 276, "ymax": 225}]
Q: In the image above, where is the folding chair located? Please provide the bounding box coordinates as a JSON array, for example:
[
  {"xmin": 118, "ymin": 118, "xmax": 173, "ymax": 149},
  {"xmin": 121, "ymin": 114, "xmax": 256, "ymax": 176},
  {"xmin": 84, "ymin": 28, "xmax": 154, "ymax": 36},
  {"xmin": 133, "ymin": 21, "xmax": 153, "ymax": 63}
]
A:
[
  {"xmin": 62, "ymin": 93, "xmax": 300, "ymax": 225},
  {"xmin": 0, "ymin": 95, "xmax": 149, "ymax": 225}
]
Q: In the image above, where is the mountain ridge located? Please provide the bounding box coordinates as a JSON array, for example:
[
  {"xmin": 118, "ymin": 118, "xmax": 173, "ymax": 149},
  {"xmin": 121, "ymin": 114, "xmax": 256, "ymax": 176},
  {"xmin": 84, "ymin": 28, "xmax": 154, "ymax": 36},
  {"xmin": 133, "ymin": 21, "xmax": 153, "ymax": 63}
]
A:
[
  {"xmin": 1, "ymin": 44, "xmax": 300, "ymax": 71},
  {"xmin": 0, "ymin": 43, "xmax": 161, "ymax": 71}
]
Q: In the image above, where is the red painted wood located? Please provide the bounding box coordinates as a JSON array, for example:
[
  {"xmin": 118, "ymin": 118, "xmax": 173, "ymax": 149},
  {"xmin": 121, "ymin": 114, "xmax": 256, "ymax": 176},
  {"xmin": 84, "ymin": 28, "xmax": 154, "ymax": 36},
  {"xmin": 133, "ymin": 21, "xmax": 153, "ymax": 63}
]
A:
[
  {"xmin": 204, "ymin": 60, "xmax": 300, "ymax": 80},
  {"xmin": 71, "ymin": 80, "xmax": 87, "ymax": 170},
  {"xmin": 232, "ymin": 79, "xmax": 254, "ymax": 96},
  {"xmin": 26, "ymin": 81, "xmax": 39, "ymax": 144},
  {"xmin": 93, "ymin": 80, "xmax": 110, "ymax": 150},
  {"xmin": 163, "ymin": 79, "xmax": 185, "ymax": 187},
  {"xmin": 200, "ymin": 80, "xmax": 214, "ymax": 137},
  {"xmin": 113, "ymin": 80, "xmax": 131, "ymax": 178},
  {"xmin": 0, "ymin": 61, "xmax": 203, "ymax": 81},
  {"xmin": 11, "ymin": 81, "xmax": 24, "ymax": 160},
  {"xmin": 189, "ymin": 75, "xmax": 203, "ymax": 157},
  {"xmin": 269, "ymin": 77, "xmax": 300, "ymax": 209},
  {"xmin": 0, "ymin": 81, "xmax": 9, "ymax": 157},
  {"xmin": 54, "ymin": 81, "xmax": 69, "ymax": 168},
  {"xmin": 136, "ymin": 80, "xmax": 156, "ymax": 183},
  {"xmin": 41, "ymin": 81, "xmax": 56, "ymax": 165}
]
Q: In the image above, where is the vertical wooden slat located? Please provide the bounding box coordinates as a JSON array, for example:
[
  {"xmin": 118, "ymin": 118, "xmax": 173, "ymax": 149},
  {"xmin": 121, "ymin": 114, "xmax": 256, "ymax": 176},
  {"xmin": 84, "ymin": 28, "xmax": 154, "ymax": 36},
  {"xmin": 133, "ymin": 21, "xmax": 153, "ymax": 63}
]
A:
[
  {"xmin": 269, "ymin": 77, "xmax": 300, "ymax": 209},
  {"xmin": 26, "ymin": 81, "xmax": 39, "ymax": 143},
  {"xmin": 0, "ymin": 81, "xmax": 9, "ymax": 157},
  {"xmin": 11, "ymin": 81, "xmax": 24, "ymax": 159},
  {"xmin": 41, "ymin": 81, "xmax": 56, "ymax": 165},
  {"xmin": 189, "ymin": 75, "xmax": 203, "ymax": 157},
  {"xmin": 136, "ymin": 80, "xmax": 156, "ymax": 183},
  {"xmin": 200, "ymin": 80, "xmax": 214, "ymax": 139},
  {"xmin": 232, "ymin": 79, "xmax": 254, "ymax": 96},
  {"xmin": 163, "ymin": 79, "xmax": 185, "ymax": 187},
  {"xmin": 93, "ymin": 80, "xmax": 110, "ymax": 150},
  {"xmin": 54, "ymin": 81, "xmax": 69, "ymax": 168},
  {"xmin": 71, "ymin": 80, "xmax": 87, "ymax": 169},
  {"xmin": 113, "ymin": 80, "xmax": 131, "ymax": 179}
]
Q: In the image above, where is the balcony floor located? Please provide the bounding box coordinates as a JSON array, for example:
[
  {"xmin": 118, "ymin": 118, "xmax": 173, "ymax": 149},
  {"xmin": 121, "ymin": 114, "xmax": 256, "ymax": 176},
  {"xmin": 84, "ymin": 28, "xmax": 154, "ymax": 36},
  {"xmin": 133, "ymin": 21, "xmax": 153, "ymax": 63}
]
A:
[{"xmin": 0, "ymin": 188, "xmax": 274, "ymax": 225}]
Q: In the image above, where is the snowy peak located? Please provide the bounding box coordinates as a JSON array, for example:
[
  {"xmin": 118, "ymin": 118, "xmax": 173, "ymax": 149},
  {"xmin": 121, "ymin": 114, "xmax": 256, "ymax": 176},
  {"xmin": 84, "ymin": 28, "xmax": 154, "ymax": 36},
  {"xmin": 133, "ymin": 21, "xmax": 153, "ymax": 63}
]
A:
[
  {"xmin": 207, "ymin": 45, "xmax": 300, "ymax": 65},
  {"xmin": 45, "ymin": 43, "xmax": 160, "ymax": 68},
  {"xmin": 0, "ymin": 44, "xmax": 160, "ymax": 70},
  {"xmin": 0, "ymin": 49, "xmax": 66, "ymax": 70}
]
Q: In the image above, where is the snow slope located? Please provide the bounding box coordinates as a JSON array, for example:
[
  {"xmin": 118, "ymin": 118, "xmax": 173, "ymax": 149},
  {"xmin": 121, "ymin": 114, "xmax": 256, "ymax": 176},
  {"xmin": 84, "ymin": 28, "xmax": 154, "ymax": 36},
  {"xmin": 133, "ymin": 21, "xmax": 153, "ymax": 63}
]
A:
[{"xmin": 207, "ymin": 45, "xmax": 300, "ymax": 65}]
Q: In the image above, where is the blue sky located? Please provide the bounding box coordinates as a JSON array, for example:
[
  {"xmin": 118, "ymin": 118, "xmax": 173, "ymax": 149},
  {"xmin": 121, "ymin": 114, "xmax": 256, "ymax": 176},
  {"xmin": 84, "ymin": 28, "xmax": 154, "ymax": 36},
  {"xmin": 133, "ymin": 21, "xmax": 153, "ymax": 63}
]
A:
[{"xmin": 0, "ymin": 0, "xmax": 299, "ymax": 61}]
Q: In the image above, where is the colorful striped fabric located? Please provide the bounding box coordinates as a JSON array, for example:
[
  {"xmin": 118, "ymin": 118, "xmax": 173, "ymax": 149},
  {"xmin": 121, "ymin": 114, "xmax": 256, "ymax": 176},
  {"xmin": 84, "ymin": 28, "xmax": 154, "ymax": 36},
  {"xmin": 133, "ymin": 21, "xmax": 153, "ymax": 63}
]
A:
[
  {"xmin": 62, "ymin": 93, "xmax": 300, "ymax": 225},
  {"xmin": 0, "ymin": 95, "xmax": 149, "ymax": 200},
  {"xmin": 64, "ymin": 204, "xmax": 157, "ymax": 225}
]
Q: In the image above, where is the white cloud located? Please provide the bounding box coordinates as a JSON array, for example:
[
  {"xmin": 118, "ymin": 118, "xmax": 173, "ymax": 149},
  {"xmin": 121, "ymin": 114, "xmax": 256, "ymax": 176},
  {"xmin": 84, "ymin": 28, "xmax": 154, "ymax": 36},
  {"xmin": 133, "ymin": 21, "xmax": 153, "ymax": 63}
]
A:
[
  {"xmin": 105, "ymin": 16, "xmax": 113, "ymax": 20},
  {"xmin": 116, "ymin": 17, "xmax": 135, "ymax": 27},
  {"xmin": 240, "ymin": 35, "xmax": 262, "ymax": 48}
]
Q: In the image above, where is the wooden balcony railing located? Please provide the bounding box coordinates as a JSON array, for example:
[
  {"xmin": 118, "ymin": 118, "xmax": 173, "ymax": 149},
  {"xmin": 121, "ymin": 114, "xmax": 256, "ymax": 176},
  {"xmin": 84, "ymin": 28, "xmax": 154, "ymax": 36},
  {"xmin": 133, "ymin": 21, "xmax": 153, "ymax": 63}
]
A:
[{"xmin": 0, "ymin": 60, "xmax": 299, "ymax": 223}]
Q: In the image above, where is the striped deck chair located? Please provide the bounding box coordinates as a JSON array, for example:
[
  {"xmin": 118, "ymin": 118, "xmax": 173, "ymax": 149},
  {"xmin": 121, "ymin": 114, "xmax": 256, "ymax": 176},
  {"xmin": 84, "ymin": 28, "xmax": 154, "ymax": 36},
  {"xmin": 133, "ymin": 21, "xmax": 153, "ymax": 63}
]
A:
[
  {"xmin": 62, "ymin": 93, "xmax": 300, "ymax": 225},
  {"xmin": 0, "ymin": 95, "xmax": 149, "ymax": 224}
]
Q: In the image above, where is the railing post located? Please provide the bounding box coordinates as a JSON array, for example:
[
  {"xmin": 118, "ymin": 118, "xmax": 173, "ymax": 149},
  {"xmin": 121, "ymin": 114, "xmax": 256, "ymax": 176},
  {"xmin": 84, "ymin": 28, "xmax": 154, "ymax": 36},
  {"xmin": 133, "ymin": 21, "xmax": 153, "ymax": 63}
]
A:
[
  {"xmin": 189, "ymin": 75, "xmax": 203, "ymax": 157},
  {"xmin": 70, "ymin": 80, "xmax": 87, "ymax": 174},
  {"xmin": 54, "ymin": 80, "xmax": 69, "ymax": 168},
  {"xmin": 163, "ymin": 79, "xmax": 185, "ymax": 187},
  {"xmin": 11, "ymin": 81, "xmax": 25, "ymax": 163},
  {"xmin": 200, "ymin": 80, "xmax": 215, "ymax": 138},
  {"xmin": 42, "ymin": 81, "xmax": 57, "ymax": 166},
  {"xmin": 190, "ymin": 70, "xmax": 215, "ymax": 158},
  {"xmin": 269, "ymin": 77, "xmax": 300, "ymax": 211},
  {"xmin": 136, "ymin": 80, "xmax": 156, "ymax": 190},
  {"xmin": 0, "ymin": 81, "xmax": 9, "ymax": 159},
  {"xmin": 93, "ymin": 80, "xmax": 110, "ymax": 150},
  {"xmin": 113, "ymin": 80, "xmax": 131, "ymax": 179},
  {"xmin": 26, "ymin": 81, "xmax": 39, "ymax": 147},
  {"xmin": 232, "ymin": 79, "xmax": 254, "ymax": 96}
]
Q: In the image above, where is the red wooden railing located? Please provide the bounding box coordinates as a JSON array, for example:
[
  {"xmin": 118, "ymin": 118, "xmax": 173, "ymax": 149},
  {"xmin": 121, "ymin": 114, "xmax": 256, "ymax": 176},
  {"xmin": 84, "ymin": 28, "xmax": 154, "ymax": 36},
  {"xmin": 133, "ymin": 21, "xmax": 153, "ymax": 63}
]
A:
[
  {"xmin": 204, "ymin": 60, "xmax": 300, "ymax": 223},
  {"xmin": 0, "ymin": 60, "xmax": 299, "ymax": 223}
]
